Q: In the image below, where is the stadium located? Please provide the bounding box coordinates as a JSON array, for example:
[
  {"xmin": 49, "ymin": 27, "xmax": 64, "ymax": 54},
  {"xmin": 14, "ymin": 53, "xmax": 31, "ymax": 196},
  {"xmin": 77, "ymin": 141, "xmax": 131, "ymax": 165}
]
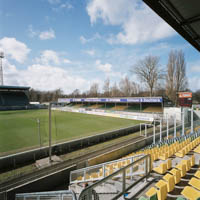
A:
[{"xmin": 0, "ymin": 0, "xmax": 200, "ymax": 200}]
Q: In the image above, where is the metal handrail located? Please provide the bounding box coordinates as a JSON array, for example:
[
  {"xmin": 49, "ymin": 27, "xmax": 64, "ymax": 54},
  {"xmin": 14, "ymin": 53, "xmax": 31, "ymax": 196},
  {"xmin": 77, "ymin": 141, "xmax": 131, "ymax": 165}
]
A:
[
  {"xmin": 70, "ymin": 154, "xmax": 144, "ymax": 184},
  {"xmin": 78, "ymin": 154, "xmax": 151, "ymax": 200},
  {"xmin": 15, "ymin": 190, "xmax": 77, "ymax": 200}
]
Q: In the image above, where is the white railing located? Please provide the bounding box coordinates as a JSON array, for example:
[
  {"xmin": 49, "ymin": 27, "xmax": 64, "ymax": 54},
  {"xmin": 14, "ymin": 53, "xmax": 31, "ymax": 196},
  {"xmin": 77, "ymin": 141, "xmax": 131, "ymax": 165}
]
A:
[
  {"xmin": 70, "ymin": 154, "xmax": 146, "ymax": 184},
  {"xmin": 78, "ymin": 154, "xmax": 151, "ymax": 200},
  {"xmin": 15, "ymin": 190, "xmax": 77, "ymax": 200}
]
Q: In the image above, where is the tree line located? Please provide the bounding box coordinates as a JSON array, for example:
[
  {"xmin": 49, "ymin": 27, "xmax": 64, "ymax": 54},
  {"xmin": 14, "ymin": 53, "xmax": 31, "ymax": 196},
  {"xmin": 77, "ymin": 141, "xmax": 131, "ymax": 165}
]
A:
[{"xmin": 28, "ymin": 50, "xmax": 200, "ymax": 104}]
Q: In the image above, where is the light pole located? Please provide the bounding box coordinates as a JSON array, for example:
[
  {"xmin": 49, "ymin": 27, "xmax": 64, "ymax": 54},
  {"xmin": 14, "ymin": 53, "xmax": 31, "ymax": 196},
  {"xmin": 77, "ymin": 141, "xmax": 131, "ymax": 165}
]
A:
[
  {"xmin": 174, "ymin": 113, "xmax": 176, "ymax": 138},
  {"xmin": 191, "ymin": 105, "xmax": 194, "ymax": 133},
  {"xmin": 0, "ymin": 51, "xmax": 4, "ymax": 85},
  {"xmin": 182, "ymin": 109, "xmax": 185, "ymax": 136},
  {"xmin": 37, "ymin": 118, "xmax": 42, "ymax": 148},
  {"xmin": 166, "ymin": 114, "xmax": 169, "ymax": 139},
  {"xmin": 49, "ymin": 103, "xmax": 52, "ymax": 163}
]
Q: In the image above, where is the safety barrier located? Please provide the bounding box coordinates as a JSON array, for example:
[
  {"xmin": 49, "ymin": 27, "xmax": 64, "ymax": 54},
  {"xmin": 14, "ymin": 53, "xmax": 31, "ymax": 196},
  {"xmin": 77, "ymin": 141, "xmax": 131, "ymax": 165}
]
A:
[{"xmin": 77, "ymin": 154, "xmax": 151, "ymax": 200}]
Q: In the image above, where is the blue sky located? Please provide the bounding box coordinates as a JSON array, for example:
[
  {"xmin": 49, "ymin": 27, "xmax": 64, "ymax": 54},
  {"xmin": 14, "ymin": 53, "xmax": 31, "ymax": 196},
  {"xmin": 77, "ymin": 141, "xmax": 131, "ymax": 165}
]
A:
[{"xmin": 0, "ymin": 0, "xmax": 199, "ymax": 93}]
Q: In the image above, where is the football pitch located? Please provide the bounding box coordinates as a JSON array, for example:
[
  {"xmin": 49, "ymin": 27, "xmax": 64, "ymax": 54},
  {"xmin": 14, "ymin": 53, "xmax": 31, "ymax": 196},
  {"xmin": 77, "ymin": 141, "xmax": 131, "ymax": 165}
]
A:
[{"xmin": 0, "ymin": 109, "xmax": 142, "ymax": 155}]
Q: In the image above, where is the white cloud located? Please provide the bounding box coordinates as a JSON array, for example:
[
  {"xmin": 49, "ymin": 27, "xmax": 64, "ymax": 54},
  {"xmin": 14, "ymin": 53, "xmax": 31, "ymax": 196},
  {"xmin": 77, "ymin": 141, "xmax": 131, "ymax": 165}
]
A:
[
  {"xmin": 28, "ymin": 25, "xmax": 38, "ymax": 38},
  {"xmin": 39, "ymin": 28, "xmax": 55, "ymax": 40},
  {"xmin": 48, "ymin": 0, "xmax": 60, "ymax": 5},
  {"xmin": 188, "ymin": 76, "xmax": 200, "ymax": 91},
  {"xmin": 0, "ymin": 37, "xmax": 30, "ymax": 63},
  {"xmin": 4, "ymin": 59, "xmax": 90, "ymax": 93},
  {"xmin": 87, "ymin": 0, "xmax": 175, "ymax": 45},
  {"xmin": 190, "ymin": 62, "xmax": 200, "ymax": 73},
  {"xmin": 27, "ymin": 25, "xmax": 55, "ymax": 40},
  {"xmin": 80, "ymin": 36, "xmax": 87, "ymax": 44},
  {"xmin": 60, "ymin": 3, "xmax": 73, "ymax": 9},
  {"xmin": 36, "ymin": 50, "xmax": 60, "ymax": 65},
  {"xmin": 63, "ymin": 58, "xmax": 71, "ymax": 64},
  {"xmin": 80, "ymin": 33, "xmax": 101, "ymax": 44},
  {"xmin": 84, "ymin": 49, "xmax": 95, "ymax": 56},
  {"xmin": 96, "ymin": 60, "xmax": 112, "ymax": 73}
]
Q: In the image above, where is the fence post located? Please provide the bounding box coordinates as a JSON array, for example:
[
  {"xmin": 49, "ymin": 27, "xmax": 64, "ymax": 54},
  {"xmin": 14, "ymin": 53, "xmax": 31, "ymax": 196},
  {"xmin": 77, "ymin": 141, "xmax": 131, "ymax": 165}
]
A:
[{"xmin": 122, "ymin": 169, "xmax": 126, "ymax": 194}]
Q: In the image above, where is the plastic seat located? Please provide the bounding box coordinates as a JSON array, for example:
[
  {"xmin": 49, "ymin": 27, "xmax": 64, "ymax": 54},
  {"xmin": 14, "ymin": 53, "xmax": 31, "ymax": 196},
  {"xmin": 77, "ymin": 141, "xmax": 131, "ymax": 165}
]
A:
[
  {"xmin": 76, "ymin": 176, "xmax": 83, "ymax": 181},
  {"xmin": 145, "ymin": 187, "xmax": 158, "ymax": 200},
  {"xmin": 163, "ymin": 173, "xmax": 175, "ymax": 192},
  {"xmin": 153, "ymin": 163, "xmax": 167, "ymax": 175},
  {"xmin": 181, "ymin": 160, "xmax": 191, "ymax": 171},
  {"xmin": 175, "ymin": 164, "xmax": 186, "ymax": 177},
  {"xmin": 175, "ymin": 149, "xmax": 185, "ymax": 158},
  {"xmin": 181, "ymin": 186, "xmax": 200, "ymax": 200},
  {"xmin": 190, "ymin": 155, "xmax": 195, "ymax": 167},
  {"xmin": 155, "ymin": 180, "xmax": 167, "ymax": 200},
  {"xmin": 166, "ymin": 159, "xmax": 172, "ymax": 170},
  {"xmin": 169, "ymin": 168, "xmax": 181, "ymax": 184},
  {"xmin": 194, "ymin": 170, "xmax": 200, "ymax": 179},
  {"xmin": 159, "ymin": 152, "xmax": 169, "ymax": 161},
  {"xmin": 189, "ymin": 177, "xmax": 200, "ymax": 190}
]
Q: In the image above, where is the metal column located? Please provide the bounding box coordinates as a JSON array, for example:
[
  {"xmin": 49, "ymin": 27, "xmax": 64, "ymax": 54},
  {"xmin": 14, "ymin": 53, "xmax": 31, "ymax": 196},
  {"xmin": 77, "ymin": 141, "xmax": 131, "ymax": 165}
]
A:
[
  {"xmin": 174, "ymin": 114, "xmax": 176, "ymax": 138},
  {"xmin": 160, "ymin": 119, "xmax": 162, "ymax": 142},
  {"xmin": 49, "ymin": 103, "xmax": 52, "ymax": 163},
  {"xmin": 191, "ymin": 105, "xmax": 194, "ymax": 133},
  {"xmin": 166, "ymin": 114, "xmax": 169, "ymax": 139},
  {"xmin": 153, "ymin": 121, "xmax": 156, "ymax": 144},
  {"xmin": 182, "ymin": 111, "xmax": 185, "ymax": 136}
]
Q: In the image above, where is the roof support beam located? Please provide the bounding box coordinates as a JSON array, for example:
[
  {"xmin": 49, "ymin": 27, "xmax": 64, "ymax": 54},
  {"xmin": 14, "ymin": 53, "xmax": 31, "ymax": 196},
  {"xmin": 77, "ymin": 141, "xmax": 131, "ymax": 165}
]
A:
[{"xmin": 181, "ymin": 14, "xmax": 200, "ymax": 26}]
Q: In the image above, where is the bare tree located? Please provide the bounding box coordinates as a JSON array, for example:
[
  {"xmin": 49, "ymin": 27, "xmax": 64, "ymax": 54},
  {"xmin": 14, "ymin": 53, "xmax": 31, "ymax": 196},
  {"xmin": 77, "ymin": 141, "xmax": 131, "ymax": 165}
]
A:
[
  {"xmin": 131, "ymin": 55, "xmax": 164, "ymax": 97},
  {"xmin": 72, "ymin": 89, "xmax": 80, "ymax": 98},
  {"xmin": 166, "ymin": 50, "xmax": 188, "ymax": 104},
  {"xmin": 89, "ymin": 82, "xmax": 99, "ymax": 97},
  {"xmin": 119, "ymin": 76, "xmax": 137, "ymax": 96},
  {"xmin": 110, "ymin": 82, "xmax": 120, "ymax": 97},
  {"xmin": 103, "ymin": 78, "xmax": 110, "ymax": 97}
]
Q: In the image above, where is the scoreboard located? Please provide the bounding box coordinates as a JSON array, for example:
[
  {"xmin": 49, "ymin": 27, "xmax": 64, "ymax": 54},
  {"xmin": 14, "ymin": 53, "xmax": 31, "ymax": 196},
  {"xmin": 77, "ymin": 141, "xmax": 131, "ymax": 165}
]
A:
[{"xmin": 178, "ymin": 92, "xmax": 192, "ymax": 107}]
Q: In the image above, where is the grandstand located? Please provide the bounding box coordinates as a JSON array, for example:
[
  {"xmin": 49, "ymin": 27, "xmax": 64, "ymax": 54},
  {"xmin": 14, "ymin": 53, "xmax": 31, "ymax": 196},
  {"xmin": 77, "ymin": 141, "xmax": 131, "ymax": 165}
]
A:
[
  {"xmin": 57, "ymin": 97, "xmax": 164, "ymax": 122},
  {"xmin": 68, "ymin": 126, "xmax": 200, "ymax": 200},
  {"xmin": 58, "ymin": 97, "xmax": 164, "ymax": 113},
  {"xmin": 0, "ymin": 85, "xmax": 30, "ymax": 110}
]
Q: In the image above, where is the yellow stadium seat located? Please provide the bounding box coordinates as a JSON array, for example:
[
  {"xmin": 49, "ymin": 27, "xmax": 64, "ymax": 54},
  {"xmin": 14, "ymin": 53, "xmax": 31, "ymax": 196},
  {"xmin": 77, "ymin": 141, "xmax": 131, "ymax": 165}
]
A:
[
  {"xmin": 194, "ymin": 170, "xmax": 200, "ymax": 179},
  {"xmin": 85, "ymin": 173, "xmax": 90, "ymax": 180},
  {"xmin": 77, "ymin": 176, "xmax": 83, "ymax": 181},
  {"xmin": 175, "ymin": 164, "xmax": 186, "ymax": 177},
  {"xmin": 166, "ymin": 159, "xmax": 172, "ymax": 170},
  {"xmin": 159, "ymin": 152, "xmax": 169, "ymax": 161},
  {"xmin": 153, "ymin": 163, "xmax": 167, "ymax": 175},
  {"xmin": 153, "ymin": 153, "xmax": 159, "ymax": 161},
  {"xmin": 190, "ymin": 155, "xmax": 195, "ymax": 167},
  {"xmin": 155, "ymin": 180, "xmax": 167, "ymax": 200},
  {"xmin": 90, "ymin": 172, "xmax": 99, "ymax": 179},
  {"xmin": 175, "ymin": 149, "xmax": 185, "ymax": 158},
  {"xmin": 189, "ymin": 177, "xmax": 200, "ymax": 191},
  {"xmin": 163, "ymin": 173, "xmax": 175, "ymax": 192},
  {"xmin": 169, "ymin": 168, "xmax": 181, "ymax": 184},
  {"xmin": 181, "ymin": 160, "xmax": 191, "ymax": 172},
  {"xmin": 181, "ymin": 186, "xmax": 200, "ymax": 200},
  {"xmin": 145, "ymin": 187, "xmax": 157, "ymax": 199}
]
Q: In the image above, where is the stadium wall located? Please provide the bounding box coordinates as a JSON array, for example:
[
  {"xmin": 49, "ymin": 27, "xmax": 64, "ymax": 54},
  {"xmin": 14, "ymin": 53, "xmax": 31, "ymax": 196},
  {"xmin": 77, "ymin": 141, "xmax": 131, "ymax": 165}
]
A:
[
  {"xmin": 0, "ymin": 165, "xmax": 76, "ymax": 200},
  {"xmin": 55, "ymin": 107, "xmax": 161, "ymax": 121},
  {"xmin": 0, "ymin": 124, "xmax": 143, "ymax": 171}
]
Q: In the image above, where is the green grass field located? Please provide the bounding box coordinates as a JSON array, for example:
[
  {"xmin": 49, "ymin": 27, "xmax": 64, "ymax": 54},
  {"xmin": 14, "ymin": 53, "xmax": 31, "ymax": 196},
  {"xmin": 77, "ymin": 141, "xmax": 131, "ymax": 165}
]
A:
[{"xmin": 0, "ymin": 109, "xmax": 142, "ymax": 155}]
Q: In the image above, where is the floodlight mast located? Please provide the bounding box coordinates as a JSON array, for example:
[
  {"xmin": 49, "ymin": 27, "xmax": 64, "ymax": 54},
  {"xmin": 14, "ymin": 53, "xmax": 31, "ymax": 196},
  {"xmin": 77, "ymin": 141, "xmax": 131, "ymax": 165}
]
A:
[
  {"xmin": 49, "ymin": 103, "xmax": 52, "ymax": 163},
  {"xmin": 0, "ymin": 51, "xmax": 4, "ymax": 85}
]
